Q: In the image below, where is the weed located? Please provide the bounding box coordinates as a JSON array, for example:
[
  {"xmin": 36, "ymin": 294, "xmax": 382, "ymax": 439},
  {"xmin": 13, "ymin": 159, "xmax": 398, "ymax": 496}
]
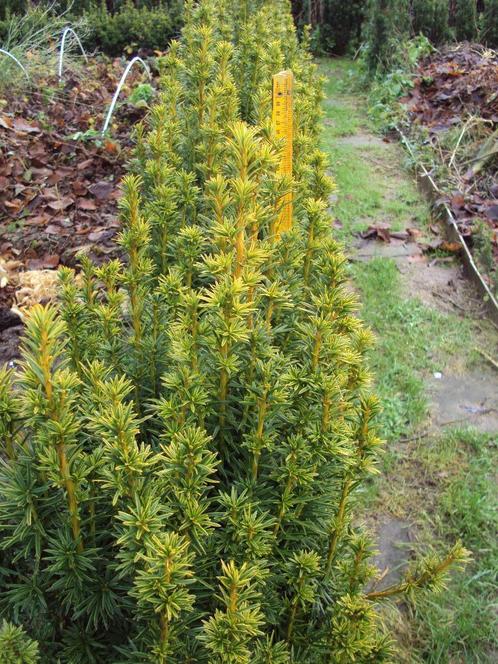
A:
[
  {"xmin": 69, "ymin": 127, "xmax": 106, "ymax": 147},
  {"xmin": 473, "ymin": 219, "xmax": 497, "ymax": 296},
  {"xmin": 367, "ymin": 36, "xmax": 433, "ymax": 131},
  {"xmin": 128, "ymin": 82, "xmax": 155, "ymax": 107}
]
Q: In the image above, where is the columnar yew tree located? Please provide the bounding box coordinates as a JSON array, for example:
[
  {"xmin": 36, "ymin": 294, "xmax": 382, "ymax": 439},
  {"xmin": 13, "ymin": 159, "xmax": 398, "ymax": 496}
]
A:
[
  {"xmin": 412, "ymin": 0, "xmax": 449, "ymax": 43},
  {"xmin": 454, "ymin": 0, "xmax": 478, "ymax": 41},
  {"xmin": 363, "ymin": 0, "xmax": 411, "ymax": 73},
  {"xmin": 483, "ymin": 0, "xmax": 498, "ymax": 47},
  {"xmin": 0, "ymin": 1, "xmax": 468, "ymax": 662}
]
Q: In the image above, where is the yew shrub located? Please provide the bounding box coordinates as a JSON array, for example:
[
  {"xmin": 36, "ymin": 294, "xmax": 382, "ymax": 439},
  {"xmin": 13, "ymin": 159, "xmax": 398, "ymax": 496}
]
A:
[{"xmin": 0, "ymin": 2, "xmax": 467, "ymax": 662}]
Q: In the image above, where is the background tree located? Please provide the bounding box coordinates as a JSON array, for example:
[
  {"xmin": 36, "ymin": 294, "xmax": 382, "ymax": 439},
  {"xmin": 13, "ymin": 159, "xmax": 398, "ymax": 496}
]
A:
[
  {"xmin": 482, "ymin": 0, "xmax": 498, "ymax": 45},
  {"xmin": 412, "ymin": 0, "xmax": 450, "ymax": 43},
  {"xmin": 453, "ymin": 0, "xmax": 478, "ymax": 40},
  {"xmin": 363, "ymin": 0, "xmax": 411, "ymax": 74},
  {"xmin": 291, "ymin": 0, "xmax": 367, "ymax": 54}
]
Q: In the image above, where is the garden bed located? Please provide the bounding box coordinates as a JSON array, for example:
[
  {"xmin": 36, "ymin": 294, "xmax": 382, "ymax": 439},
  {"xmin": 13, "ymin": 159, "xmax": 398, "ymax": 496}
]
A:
[
  {"xmin": 0, "ymin": 56, "xmax": 155, "ymax": 362},
  {"xmin": 400, "ymin": 43, "xmax": 498, "ymax": 298},
  {"xmin": 0, "ymin": 58, "xmax": 155, "ymax": 268}
]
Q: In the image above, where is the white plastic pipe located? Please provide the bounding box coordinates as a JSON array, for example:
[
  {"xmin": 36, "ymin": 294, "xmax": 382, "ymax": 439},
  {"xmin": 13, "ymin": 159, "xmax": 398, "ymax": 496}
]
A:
[
  {"xmin": 101, "ymin": 56, "xmax": 152, "ymax": 135},
  {"xmin": 58, "ymin": 27, "xmax": 88, "ymax": 82},
  {"xmin": 0, "ymin": 48, "xmax": 29, "ymax": 81}
]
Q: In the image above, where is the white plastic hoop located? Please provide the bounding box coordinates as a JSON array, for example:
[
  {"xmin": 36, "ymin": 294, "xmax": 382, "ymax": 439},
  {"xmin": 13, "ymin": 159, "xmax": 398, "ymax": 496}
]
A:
[
  {"xmin": 101, "ymin": 56, "xmax": 152, "ymax": 135},
  {"xmin": 0, "ymin": 48, "xmax": 29, "ymax": 81},
  {"xmin": 58, "ymin": 27, "xmax": 88, "ymax": 82}
]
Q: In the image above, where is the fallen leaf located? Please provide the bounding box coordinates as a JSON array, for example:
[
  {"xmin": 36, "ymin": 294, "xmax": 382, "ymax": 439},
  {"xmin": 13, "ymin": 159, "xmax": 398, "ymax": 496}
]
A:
[
  {"xmin": 0, "ymin": 114, "xmax": 13, "ymax": 129},
  {"xmin": 89, "ymin": 181, "xmax": 113, "ymax": 200},
  {"xmin": 88, "ymin": 229, "xmax": 115, "ymax": 242},
  {"xmin": 44, "ymin": 224, "xmax": 63, "ymax": 235},
  {"xmin": 27, "ymin": 254, "xmax": 60, "ymax": 269},
  {"xmin": 484, "ymin": 205, "xmax": 498, "ymax": 221},
  {"xmin": 360, "ymin": 222, "xmax": 391, "ymax": 242},
  {"xmin": 104, "ymin": 139, "xmax": 119, "ymax": 154},
  {"xmin": 77, "ymin": 158, "xmax": 94, "ymax": 171},
  {"xmin": 24, "ymin": 214, "xmax": 50, "ymax": 226},
  {"xmin": 77, "ymin": 198, "xmax": 97, "ymax": 210},
  {"xmin": 450, "ymin": 193, "xmax": 465, "ymax": 208},
  {"xmin": 13, "ymin": 117, "xmax": 40, "ymax": 134},
  {"xmin": 4, "ymin": 200, "xmax": 23, "ymax": 211},
  {"xmin": 47, "ymin": 196, "xmax": 74, "ymax": 211},
  {"xmin": 390, "ymin": 230, "xmax": 410, "ymax": 240},
  {"xmin": 407, "ymin": 227, "xmax": 422, "ymax": 239}
]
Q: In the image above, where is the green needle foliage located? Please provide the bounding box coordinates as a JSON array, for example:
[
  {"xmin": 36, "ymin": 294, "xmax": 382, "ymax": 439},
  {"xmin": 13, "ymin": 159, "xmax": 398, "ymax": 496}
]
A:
[
  {"xmin": 483, "ymin": 0, "xmax": 498, "ymax": 47},
  {"xmin": 0, "ymin": 1, "xmax": 469, "ymax": 661},
  {"xmin": 0, "ymin": 620, "xmax": 40, "ymax": 664},
  {"xmin": 412, "ymin": 0, "xmax": 449, "ymax": 44},
  {"xmin": 363, "ymin": 0, "xmax": 411, "ymax": 74},
  {"xmin": 454, "ymin": 0, "xmax": 478, "ymax": 41}
]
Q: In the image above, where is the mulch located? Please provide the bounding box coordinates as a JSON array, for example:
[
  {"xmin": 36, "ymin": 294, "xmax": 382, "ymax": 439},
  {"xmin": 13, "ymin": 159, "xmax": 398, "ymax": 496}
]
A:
[
  {"xmin": 0, "ymin": 56, "xmax": 155, "ymax": 364},
  {"xmin": 401, "ymin": 43, "xmax": 498, "ymax": 254},
  {"xmin": 0, "ymin": 58, "xmax": 153, "ymax": 270}
]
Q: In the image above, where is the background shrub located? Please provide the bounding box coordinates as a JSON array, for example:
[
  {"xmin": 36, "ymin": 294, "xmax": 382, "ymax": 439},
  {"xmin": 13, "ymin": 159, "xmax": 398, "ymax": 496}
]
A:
[
  {"xmin": 291, "ymin": 0, "xmax": 367, "ymax": 55},
  {"xmin": 413, "ymin": 0, "xmax": 450, "ymax": 43},
  {"xmin": 483, "ymin": 0, "xmax": 498, "ymax": 46},
  {"xmin": 453, "ymin": 0, "xmax": 478, "ymax": 40},
  {"xmin": 82, "ymin": 1, "xmax": 183, "ymax": 55},
  {"xmin": 362, "ymin": 0, "xmax": 411, "ymax": 74},
  {"xmin": 0, "ymin": 1, "xmax": 183, "ymax": 56}
]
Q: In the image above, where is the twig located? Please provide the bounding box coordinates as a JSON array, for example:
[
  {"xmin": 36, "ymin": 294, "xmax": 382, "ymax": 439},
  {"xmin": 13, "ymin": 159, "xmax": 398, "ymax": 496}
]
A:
[
  {"xmin": 398, "ymin": 430, "xmax": 430, "ymax": 444},
  {"xmin": 475, "ymin": 347, "xmax": 498, "ymax": 371},
  {"xmin": 398, "ymin": 411, "xmax": 495, "ymax": 443},
  {"xmin": 448, "ymin": 117, "xmax": 474, "ymax": 169}
]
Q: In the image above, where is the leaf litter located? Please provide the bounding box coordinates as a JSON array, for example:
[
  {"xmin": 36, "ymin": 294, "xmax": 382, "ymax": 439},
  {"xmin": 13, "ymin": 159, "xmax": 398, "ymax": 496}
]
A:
[
  {"xmin": 0, "ymin": 56, "xmax": 156, "ymax": 362},
  {"xmin": 401, "ymin": 42, "xmax": 498, "ymax": 274}
]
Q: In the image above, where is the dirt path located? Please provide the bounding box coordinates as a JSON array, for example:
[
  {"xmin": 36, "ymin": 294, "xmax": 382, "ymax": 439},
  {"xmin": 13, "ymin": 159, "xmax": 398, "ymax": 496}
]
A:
[{"xmin": 321, "ymin": 58, "xmax": 498, "ymax": 662}]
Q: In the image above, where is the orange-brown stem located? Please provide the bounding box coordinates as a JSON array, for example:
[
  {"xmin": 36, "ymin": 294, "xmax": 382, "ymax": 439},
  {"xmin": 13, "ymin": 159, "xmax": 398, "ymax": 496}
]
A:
[
  {"xmin": 251, "ymin": 393, "xmax": 268, "ymax": 482},
  {"xmin": 325, "ymin": 477, "xmax": 352, "ymax": 575}
]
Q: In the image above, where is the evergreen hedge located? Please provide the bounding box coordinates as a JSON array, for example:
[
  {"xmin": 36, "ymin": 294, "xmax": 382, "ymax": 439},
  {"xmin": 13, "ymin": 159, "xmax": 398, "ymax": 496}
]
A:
[
  {"xmin": 0, "ymin": 2, "xmax": 183, "ymax": 56},
  {"xmin": 82, "ymin": 1, "xmax": 183, "ymax": 55},
  {"xmin": 454, "ymin": 0, "xmax": 478, "ymax": 41},
  {"xmin": 0, "ymin": 1, "xmax": 468, "ymax": 661},
  {"xmin": 412, "ymin": 0, "xmax": 450, "ymax": 43},
  {"xmin": 291, "ymin": 1, "xmax": 367, "ymax": 55},
  {"xmin": 483, "ymin": 0, "xmax": 498, "ymax": 46}
]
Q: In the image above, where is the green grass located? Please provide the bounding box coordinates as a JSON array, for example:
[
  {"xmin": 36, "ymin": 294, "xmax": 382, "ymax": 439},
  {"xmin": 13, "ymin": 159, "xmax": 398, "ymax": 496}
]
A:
[
  {"xmin": 319, "ymin": 59, "xmax": 430, "ymax": 237},
  {"xmin": 403, "ymin": 429, "xmax": 498, "ymax": 663},
  {"xmin": 328, "ymin": 143, "xmax": 430, "ymax": 236}
]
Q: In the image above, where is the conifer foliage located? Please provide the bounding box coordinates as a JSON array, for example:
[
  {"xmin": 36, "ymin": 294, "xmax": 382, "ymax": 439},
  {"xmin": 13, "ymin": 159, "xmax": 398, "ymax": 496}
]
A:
[
  {"xmin": 0, "ymin": 1, "xmax": 468, "ymax": 661},
  {"xmin": 412, "ymin": 0, "xmax": 449, "ymax": 44},
  {"xmin": 483, "ymin": 0, "xmax": 498, "ymax": 47},
  {"xmin": 454, "ymin": 0, "xmax": 478, "ymax": 41},
  {"xmin": 363, "ymin": 0, "xmax": 411, "ymax": 73}
]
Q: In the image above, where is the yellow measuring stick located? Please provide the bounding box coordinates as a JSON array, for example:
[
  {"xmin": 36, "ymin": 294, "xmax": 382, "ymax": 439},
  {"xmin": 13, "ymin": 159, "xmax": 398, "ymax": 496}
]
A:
[{"xmin": 272, "ymin": 69, "xmax": 293, "ymax": 238}]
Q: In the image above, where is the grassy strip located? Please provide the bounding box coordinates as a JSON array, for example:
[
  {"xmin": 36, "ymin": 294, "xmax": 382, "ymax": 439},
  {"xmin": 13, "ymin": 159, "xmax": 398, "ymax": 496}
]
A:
[
  {"xmin": 321, "ymin": 57, "xmax": 497, "ymax": 663},
  {"xmin": 320, "ymin": 58, "xmax": 430, "ymax": 238}
]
